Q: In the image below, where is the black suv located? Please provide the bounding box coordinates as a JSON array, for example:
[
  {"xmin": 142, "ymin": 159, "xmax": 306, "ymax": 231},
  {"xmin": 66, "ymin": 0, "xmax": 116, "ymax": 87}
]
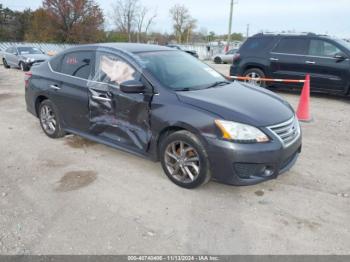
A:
[{"xmin": 230, "ymin": 33, "xmax": 350, "ymax": 95}]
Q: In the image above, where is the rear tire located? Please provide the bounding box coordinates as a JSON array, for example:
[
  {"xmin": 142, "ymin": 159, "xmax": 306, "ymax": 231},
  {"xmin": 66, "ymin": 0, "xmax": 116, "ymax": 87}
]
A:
[
  {"xmin": 39, "ymin": 100, "xmax": 66, "ymax": 139},
  {"xmin": 243, "ymin": 68, "xmax": 266, "ymax": 87},
  {"xmin": 3, "ymin": 59, "xmax": 10, "ymax": 69},
  {"xmin": 160, "ymin": 130, "xmax": 211, "ymax": 189}
]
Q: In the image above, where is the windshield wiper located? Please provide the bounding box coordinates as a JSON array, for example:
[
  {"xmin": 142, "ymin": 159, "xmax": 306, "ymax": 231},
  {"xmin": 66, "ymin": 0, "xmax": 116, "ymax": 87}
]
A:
[
  {"xmin": 174, "ymin": 87, "xmax": 203, "ymax": 92},
  {"xmin": 205, "ymin": 81, "xmax": 231, "ymax": 89}
]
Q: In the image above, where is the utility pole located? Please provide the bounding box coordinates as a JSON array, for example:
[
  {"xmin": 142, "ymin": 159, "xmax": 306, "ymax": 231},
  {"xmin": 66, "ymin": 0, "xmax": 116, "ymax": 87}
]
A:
[
  {"xmin": 246, "ymin": 24, "xmax": 250, "ymax": 39},
  {"xmin": 226, "ymin": 0, "xmax": 234, "ymax": 52}
]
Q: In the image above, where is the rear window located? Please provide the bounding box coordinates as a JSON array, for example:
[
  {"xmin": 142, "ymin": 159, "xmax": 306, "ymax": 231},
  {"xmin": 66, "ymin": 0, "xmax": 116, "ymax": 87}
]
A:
[
  {"xmin": 273, "ymin": 38, "xmax": 308, "ymax": 55},
  {"xmin": 49, "ymin": 55, "xmax": 62, "ymax": 71},
  {"xmin": 240, "ymin": 37, "xmax": 274, "ymax": 53}
]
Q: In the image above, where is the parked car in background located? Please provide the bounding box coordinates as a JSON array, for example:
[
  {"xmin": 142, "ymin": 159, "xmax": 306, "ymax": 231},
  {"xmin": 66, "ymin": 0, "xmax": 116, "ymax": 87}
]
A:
[
  {"xmin": 3, "ymin": 46, "xmax": 49, "ymax": 71},
  {"xmin": 230, "ymin": 33, "xmax": 350, "ymax": 95},
  {"xmin": 25, "ymin": 43, "xmax": 301, "ymax": 189},
  {"xmin": 166, "ymin": 44, "xmax": 199, "ymax": 58},
  {"xmin": 213, "ymin": 48, "xmax": 238, "ymax": 64}
]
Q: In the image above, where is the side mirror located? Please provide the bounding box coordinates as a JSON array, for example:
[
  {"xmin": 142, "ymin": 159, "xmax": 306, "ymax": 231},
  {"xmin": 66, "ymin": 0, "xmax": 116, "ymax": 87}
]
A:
[
  {"xmin": 334, "ymin": 52, "xmax": 347, "ymax": 61},
  {"xmin": 120, "ymin": 80, "xmax": 145, "ymax": 93}
]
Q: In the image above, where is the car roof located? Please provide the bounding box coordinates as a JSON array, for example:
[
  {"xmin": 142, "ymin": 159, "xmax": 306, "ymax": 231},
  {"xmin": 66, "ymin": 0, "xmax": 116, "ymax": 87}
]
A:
[
  {"xmin": 251, "ymin": 33, "xmax": 332, "ymax": 39},
  {"xmin": 70, "ymin": 43, "xmax": 173, "ymax": 54}
]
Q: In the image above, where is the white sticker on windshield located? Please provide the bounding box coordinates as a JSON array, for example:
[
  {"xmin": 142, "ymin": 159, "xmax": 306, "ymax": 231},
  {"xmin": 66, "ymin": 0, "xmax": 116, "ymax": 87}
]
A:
[{"xmin": 204, "ymin": 67, "xmax": 222, "ymax": 78}]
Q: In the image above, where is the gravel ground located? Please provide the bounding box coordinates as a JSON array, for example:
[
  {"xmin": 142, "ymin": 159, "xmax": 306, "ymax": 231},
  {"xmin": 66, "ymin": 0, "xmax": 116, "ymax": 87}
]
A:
[{"xmin": 0, "ymin": 63, "xmax": 349, "ymax": 255}]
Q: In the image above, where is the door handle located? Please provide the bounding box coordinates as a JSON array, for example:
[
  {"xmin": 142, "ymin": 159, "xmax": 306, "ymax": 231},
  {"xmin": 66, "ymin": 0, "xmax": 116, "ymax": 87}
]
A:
[
  {"xmin": 305, "ymin": 61, "xmax": 316, "ymax": 64},
  {"xmin": 92, "ymin": 95, "xmax": 112, "ymax": 102},
  {"xmin": 49, "ymin": 84, "xmax": 60, "ymax": 90},
  {"xmin": 270, "ymin": 57, "xmax": 279, "ymax": 61}
]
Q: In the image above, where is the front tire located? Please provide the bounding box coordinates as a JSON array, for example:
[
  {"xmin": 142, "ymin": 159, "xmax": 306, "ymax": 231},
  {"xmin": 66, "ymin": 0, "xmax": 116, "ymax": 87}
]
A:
[
  {"xmin": 39, "ymin": 100, "xmax": 65, "ymax": 139},
  {"xmin": 214, "ymin": 57, "xmax": 222, "ymax": 64},
  {"xmin": 19, "ymin": 62, "xmax": 29, "ymax": 71},
  {"xmin": 243, "ymin": 68, "xmax": 266, "ymax": 87},
  {"xmin": 160, "ymin": 131, "xmax": 211, "ymax": 189}
]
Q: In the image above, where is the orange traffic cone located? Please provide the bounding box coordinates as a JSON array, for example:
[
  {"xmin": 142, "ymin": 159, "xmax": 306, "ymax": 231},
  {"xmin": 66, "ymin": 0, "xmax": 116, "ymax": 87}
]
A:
[{"xmin": 296, "ymin": 74, "xmax": 312, "ymax": 122}]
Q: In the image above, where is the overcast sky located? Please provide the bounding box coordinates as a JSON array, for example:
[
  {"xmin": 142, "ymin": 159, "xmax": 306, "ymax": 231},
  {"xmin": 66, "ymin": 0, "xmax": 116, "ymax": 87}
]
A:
[{"xmin": 2, "ymin": 0, "xmax": 349, "ymax": 38}]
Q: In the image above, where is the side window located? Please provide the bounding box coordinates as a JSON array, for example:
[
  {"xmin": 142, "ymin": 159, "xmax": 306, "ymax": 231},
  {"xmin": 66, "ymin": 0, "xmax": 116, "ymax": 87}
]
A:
[
  {"xmin": 94, "ymin": 52, "xmax": 140, "ymax": 86},
  {"xmin": 49, "ymin": 55, "xmax": 63, "ymax": 72},
  {"xmin": 7, "ymin": 47, "xmax": 15, "ymax": 54},
  {"xmin": 241, "ymin": 37, "xmax": 273, "ymax": 52},
  {"xmin": 61, "ymin": 51, "xmax": 93, "ymax": 80},
  {"xmin": 273, "ymin": 38, "xmax": 308, "ymax": 55},
  {"xmin": 309, "ymin": 40, "xmax": 341, "ymax": 57}
]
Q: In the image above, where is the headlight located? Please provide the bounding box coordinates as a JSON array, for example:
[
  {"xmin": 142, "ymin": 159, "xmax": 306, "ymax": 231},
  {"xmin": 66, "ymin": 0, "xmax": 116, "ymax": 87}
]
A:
[
  {"xmin": 215, "ymin": 119, "xmax": 269, "ymax": 143},
  {"xmin": 25, "ymin": 57, "xmax": 35, "ymax": 63}
]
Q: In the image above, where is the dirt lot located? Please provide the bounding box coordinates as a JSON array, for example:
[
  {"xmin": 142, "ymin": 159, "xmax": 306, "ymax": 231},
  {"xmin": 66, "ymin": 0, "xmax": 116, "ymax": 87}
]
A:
[{"xmin": 0, "ymin": 63, "xmax": 349, "ymax": 255}]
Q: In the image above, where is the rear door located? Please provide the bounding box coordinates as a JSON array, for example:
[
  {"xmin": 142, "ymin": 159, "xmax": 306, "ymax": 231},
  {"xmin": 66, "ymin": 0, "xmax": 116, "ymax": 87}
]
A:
[
  {"xmin": 49, "ymin": 51, "xmax": 93, "ymax": 132},
  {"xmin": 269, "ymin": 37, "xmax": 309, "ymax": 87},
  {"xmin": 304, "ymin": 39, "xmax": 349, "ymax": 92},
  {"xmin": 87, "ymin": 51, "xmax": 153, "ymax": 153}
]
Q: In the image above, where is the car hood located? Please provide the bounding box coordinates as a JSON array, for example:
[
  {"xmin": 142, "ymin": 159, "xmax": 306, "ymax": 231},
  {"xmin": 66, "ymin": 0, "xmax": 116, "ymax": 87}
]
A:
[
  {"xmin": 176, "ymin": 82, "xmax": 294, "ymax": 127},
  {"xmin": 21, "ymin": 54, "xmax": 49, "ymax": 60}
]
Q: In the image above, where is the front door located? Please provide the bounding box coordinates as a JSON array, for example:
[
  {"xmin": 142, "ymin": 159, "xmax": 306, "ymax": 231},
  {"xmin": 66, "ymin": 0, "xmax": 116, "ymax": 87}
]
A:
[
  {"xmin": 304, "ymin": 39, "xmax": 350, "ymax": 92},
  {"xmin": 87, "ymin": 51, "xmax": 153, "ymax": 153}
]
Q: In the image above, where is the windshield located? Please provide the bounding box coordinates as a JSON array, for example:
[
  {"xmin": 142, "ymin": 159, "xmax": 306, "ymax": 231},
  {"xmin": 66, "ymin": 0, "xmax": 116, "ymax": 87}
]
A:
[
  {"xmin": 18, "ymin": 47, "xmax": 43, "ymax": 55},
  {"xmin": 137, "ymin": 51, "xmax": 227, "ymax": 91},
  {"xmin": 335, "ymin": 39, "xmax": 350, "ymax": 51}
]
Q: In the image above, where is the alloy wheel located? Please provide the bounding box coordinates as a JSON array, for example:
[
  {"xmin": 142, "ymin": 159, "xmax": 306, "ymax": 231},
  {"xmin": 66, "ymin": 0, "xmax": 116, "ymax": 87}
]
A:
[
  {"xmin": 40, "ymin": 105, "xmax": 57, "ymax": 135},
  {"xmin": 245, "ymin": 72, "xmax": 263, "ymax": 86},
  {"xmin": 164, "ymin": 140, "xmax": 201, "ymax": 183}
]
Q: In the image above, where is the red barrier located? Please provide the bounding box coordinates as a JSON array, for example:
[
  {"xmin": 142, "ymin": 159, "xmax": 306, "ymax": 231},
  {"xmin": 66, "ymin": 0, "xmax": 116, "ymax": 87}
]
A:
[
  {"xmin": 229, "ymin": 74, "xmax": 312, "ymax": 122},
  {"xmin": 228, "ymin": 75, "xmax": 306, "ymax": 83}
]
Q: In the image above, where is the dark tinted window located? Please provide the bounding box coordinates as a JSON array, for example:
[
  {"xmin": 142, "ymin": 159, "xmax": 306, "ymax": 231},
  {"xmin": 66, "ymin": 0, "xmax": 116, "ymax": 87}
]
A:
[
  {"xmin": 273, "ymin": 38, "xmax": 308, "ymax": 54},
  {"xmin": 309, "ymin": 40, "xmax": 341, "ymax": 57},
  {"xmin": 61, "ymin": 51, "xmax": 93, "ymax": 79},
  {"xmin": 240, "ymin": 37, "xmax": 274, "ymax": 52}
]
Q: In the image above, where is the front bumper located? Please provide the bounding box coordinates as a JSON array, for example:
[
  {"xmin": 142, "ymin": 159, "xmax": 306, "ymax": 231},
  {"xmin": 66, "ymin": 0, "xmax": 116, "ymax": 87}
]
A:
[
  {"xmin": 204, "ymin": 133, "xmax": 302, "ymax": 186},
  {"xmin": 230, "ymin": 65, "xmax": 243, "ymax": 77},
  {"xmin": 24, "ymin": 60, "xmax": 45, "ymax": 68}
]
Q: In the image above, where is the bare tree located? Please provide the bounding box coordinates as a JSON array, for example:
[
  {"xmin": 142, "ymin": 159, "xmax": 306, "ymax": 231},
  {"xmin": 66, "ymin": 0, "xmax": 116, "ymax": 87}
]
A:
[
  {"xmin": 111, "ymin": 0, "xmax": 139, "ymax": 42},
  {"xmin": 185, "ymin": 19, "xmax": 197, "ymax": 43},
  {"xmin": 169, "ymin": 4, "xmax": 194, "ymax": 43},
  {"xmin": 136, "ymin": 6, "xmax": 157, "ymax": 43}
]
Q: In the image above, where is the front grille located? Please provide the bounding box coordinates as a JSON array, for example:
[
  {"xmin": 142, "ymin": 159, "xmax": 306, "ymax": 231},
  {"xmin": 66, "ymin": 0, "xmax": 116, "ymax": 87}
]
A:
[{"xmin": 268, "ymin": 117, "xmax": 300, "ymax": 147}]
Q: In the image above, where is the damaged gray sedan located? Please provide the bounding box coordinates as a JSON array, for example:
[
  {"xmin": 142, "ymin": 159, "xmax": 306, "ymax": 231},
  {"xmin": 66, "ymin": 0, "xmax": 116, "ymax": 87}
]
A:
[{"xmin": 25, "ymin": 43, "xmax": 301, "ymax": 189}]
